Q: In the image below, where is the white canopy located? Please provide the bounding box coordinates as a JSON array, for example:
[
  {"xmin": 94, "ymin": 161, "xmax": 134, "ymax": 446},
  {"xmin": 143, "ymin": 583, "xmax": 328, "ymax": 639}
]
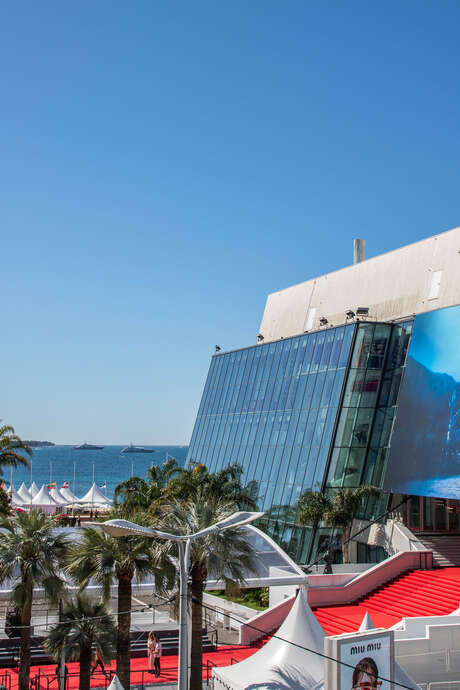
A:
[
  {"xmin": 32, "ymin": 485, "xmax": 58, "ymax": 513},
  {"xmin": 17, "ymin": 483, "xmax": 32, "ymax": 503},
  {"xmin": 358, "ymin": 611, "xmax": 375, "ymax": 631},
  {"xmin": 107, "ymin": 675, "xmax": 125, "ymax": 690},
  {"xmin": 29, "ymin": 482, "xmax": 40, "ymax": 497},
  {"xmin": 60, "ymin": 486, "xmax": 79, "ymax": 503},
  {"xmin": 78, "ymin": 483, "xmax": 112, "ymax": 505},
  {"xmin": 8, "ymin": 486, "xmax": 26, "ymax": 507},
  {"xmin": 213, "ymin": 589, "xmax": 326, "ymax": 690},
  {"xmin": 49, "ymin": 487, "xmax": 70, "ymax": 506}
]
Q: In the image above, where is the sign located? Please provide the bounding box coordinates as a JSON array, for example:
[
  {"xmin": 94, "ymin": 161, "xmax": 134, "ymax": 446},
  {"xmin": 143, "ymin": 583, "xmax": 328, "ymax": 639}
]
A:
[{"xmin": 325, "ymin": 629, "xmax": 394, "ymax": 690}]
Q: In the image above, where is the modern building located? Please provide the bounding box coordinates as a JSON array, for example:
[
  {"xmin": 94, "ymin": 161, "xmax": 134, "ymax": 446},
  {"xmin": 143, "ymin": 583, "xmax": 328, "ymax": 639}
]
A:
[{"xmin": 186, "ymin": 227, "xmax": 460, "ymax": 564}]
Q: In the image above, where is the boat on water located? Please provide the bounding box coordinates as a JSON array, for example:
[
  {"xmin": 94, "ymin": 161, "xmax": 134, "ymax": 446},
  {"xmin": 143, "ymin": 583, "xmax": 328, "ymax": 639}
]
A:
[
  {"xmin": 120, "ymin": 444, "xmax": 155, "ymax": 454},
  {"xmin": 74, "ymin": 442, "xmax": 104, "ymax": 450}
]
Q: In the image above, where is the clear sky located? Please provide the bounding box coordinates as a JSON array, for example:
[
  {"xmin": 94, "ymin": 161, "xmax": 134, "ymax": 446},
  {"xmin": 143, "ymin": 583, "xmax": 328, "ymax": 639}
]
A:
[{"xmin": 3, "ymin": 1, "xmax": 460, "ymax": 444}]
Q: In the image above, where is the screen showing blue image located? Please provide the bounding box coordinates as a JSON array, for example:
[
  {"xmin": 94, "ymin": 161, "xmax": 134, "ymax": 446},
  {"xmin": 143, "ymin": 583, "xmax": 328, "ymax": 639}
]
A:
[{"xmin": 384, "ymin": 304, "xmax": 460, "ymax": 499}]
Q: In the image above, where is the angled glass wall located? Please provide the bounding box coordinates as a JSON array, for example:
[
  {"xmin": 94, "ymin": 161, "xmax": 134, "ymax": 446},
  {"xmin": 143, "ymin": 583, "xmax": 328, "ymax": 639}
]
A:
[{"xmin": 187, "ymin": 324, "xmax": 356, "ymax": 561}]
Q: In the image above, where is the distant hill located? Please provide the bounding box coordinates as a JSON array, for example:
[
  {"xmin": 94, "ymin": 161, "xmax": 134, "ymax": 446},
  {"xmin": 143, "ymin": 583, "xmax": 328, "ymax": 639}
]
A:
[{"xmin": 23, "ymin": 440, "xmax": 55, "ymax": 447}]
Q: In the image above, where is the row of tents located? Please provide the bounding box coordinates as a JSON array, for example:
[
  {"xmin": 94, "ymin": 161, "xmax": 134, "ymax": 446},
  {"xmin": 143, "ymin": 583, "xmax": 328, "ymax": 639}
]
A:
[{"xmin": 5, "ymin": 482, "xmax": 113, "ymax": 513}]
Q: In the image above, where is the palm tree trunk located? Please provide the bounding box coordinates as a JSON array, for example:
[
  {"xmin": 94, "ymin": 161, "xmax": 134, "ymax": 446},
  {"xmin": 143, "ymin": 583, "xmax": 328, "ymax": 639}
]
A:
[
  {"xmin": 116, "ymin": 574, "xmax": 132, "ymax": 690},
  {"xmin": 18, "ymin": 583, "xmax": 33, "ymax": 690},
  {"xmin": 79, "ymin": 641, "xmax": 92, "ymax": 690},
  {"xmin": 190, "ymin": 564, "xmax": 205, "ymax": 690},
  {"xmin": 342, "ymin": 526, "xmax": 350, "ymax": 564}
]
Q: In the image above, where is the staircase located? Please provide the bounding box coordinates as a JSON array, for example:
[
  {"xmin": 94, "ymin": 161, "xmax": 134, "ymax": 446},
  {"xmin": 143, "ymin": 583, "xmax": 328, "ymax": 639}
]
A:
[
  {"xmin": 313, "ymin": 567, "xmax": 460, "ymax": 635},
  {"xmin": 416, "ymin": 534, "xmax": 460, "ymax": 567}
]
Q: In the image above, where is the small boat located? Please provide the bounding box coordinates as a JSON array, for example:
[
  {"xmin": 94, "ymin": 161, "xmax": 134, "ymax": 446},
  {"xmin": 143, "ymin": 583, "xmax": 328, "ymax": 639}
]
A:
[
  {"xmin": 74, "ymin": 442, "xmax": 104, "ymax": 450},
  {"xmin": 120, "ymin": 444, "xmax": 155, "ymax": 454}
]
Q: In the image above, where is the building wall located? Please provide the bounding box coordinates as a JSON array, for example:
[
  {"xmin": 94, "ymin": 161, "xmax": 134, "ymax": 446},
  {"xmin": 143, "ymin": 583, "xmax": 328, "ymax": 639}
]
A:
[{"xmin": 259, "ymin": 226, "xmax": 460, "ymax": 342}]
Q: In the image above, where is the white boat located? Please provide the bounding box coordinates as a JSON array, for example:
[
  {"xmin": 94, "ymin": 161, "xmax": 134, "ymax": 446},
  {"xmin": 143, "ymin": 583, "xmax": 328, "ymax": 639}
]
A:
[{"xmin": 120, "ymin": 444, "xmax": 155, "ymax": 454}]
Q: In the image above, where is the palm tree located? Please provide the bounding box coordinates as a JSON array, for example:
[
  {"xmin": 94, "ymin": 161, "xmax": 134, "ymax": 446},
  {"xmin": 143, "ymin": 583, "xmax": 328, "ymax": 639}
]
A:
[
  {"xmin": 0, "ymin": 511, "xmax": 69, "ymax": 690},
  {"xmin": 154, "ymin": 490, "xmax": 258, "ymax": 690},
  {"xmin": 113, "ymin": 476, "xmax": 151, "ymax": 517},
  {"xmin": 297, "ymin": 485, "xmax": 380, "ymax": 563},
  {"xmin": 113, "ymin": 457, "xmax": 182, "ymax": 518},
  {"xmin": 0, "ymin": 424, "xmax": 32, "ymax": 474},
  {"xmin": 45, "ymin": 595, "xmax": 116, "ymax": 690},
  {"xmin": 67, "ymin": 527, "xmax": 175, "ymax": 690}
]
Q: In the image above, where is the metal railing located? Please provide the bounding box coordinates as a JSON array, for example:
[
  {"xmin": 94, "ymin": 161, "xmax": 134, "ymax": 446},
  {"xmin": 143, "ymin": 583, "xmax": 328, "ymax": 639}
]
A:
[
  {"xmin": 206, "ymin": 660, "xmax": 216, "ymax": 686},
  {"xmin": 0, "ymin": 670, "xmax": 11, "ymax": 690}
]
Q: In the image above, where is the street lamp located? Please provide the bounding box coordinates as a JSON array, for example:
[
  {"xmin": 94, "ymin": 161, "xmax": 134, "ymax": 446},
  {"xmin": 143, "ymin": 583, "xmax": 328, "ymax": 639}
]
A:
[{"xmin": 92, "ymin": 511, "xmax": 264, "ymax": 690}]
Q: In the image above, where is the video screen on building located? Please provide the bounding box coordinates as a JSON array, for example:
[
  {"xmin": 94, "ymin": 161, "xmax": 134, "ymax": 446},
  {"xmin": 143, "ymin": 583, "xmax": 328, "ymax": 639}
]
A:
[{"xmin": 384, "ymin": 304, "xmax": 460, "ymax": 499}]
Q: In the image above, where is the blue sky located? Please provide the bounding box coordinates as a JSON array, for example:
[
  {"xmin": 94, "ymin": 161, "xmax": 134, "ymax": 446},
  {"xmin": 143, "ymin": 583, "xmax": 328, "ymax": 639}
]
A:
[{"xmin": 3, "ymin": 1, "xmax": 460, "ymax": 444}]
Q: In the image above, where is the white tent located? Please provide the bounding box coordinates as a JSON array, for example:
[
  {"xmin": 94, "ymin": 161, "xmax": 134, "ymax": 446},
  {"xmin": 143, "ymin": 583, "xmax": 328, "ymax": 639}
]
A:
[
  {"xmin": 107, "ymin": 675, "xmax": 125, "ymax": 690},
  {"xmin": 31, "ymin": 485, "xmax": 58, "ymax": 513},
  {"xmin": 60, "ymin": 486, "xmax": 79, "ymax": 504},
  {"xmin": 8, "ymin": 486, "xmax": 26, "ymax": 507},
  {"xmin": 358, "ymin": 611, "xmax": 375, "ymax": 632},
  {"xmin": 78, "ymin": 483, "xmax": 112, "ymax": 506},
  {"xmin": 50, "ymin": 487, "xmax": 70, "ymax": 506},
  {"xmin": 213, "ymin": 589, "xmax": 326, "ymax": 690},
  {"xmin": 17, "ymin": 482, "xmax": 32, "ymax": 503},
  {"xmin": 29, "ymin": 482, "xmax": 40, "ymax": 497}
]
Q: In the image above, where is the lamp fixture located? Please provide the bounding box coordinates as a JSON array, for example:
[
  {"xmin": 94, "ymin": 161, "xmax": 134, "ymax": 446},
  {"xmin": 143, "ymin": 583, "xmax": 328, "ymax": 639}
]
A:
[
  {"xmin": 257, "ymin": 333, "xmax": 264, "ymax": 342},
  {"xmin": 345, "ymin": 310, "xmax": 355, "ymax": 319},
  {"xmin": 214, "ymin": 345, "xmax": 221, "ymax": 353},
  {"xmin": 356, "ymin": 307, "xmax": 370, "ymax": 316},
  {"xmin": 319, "ymin": 317, "xmax": 328, "ymax": 326}
]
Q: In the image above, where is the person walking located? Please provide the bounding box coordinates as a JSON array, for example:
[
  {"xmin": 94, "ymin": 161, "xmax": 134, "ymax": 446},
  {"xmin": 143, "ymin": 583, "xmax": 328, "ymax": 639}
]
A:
[
  {"xmin": 91, "ymin": 648, "xmax": 109, "ymax": 678},
  {"xmin": 153, "ymin": 634, "xmax": 162, "ymax": 677}
]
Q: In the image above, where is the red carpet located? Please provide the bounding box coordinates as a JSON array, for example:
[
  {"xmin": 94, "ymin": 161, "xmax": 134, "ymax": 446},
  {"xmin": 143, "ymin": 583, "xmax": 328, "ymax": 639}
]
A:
[
  {"xmin": 313, "ymin": 567, "xmax": 460, "ymax": 635},
  {"xmin": 6, "ymin": 645, "xmax": 257, "ymax": 690}
]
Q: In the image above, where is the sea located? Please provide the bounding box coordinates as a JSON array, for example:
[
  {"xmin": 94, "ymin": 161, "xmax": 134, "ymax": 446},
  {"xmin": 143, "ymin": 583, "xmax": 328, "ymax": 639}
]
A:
[{"xmin": 6, "ymin": 445, "xmax": 189, "ymax": 499}]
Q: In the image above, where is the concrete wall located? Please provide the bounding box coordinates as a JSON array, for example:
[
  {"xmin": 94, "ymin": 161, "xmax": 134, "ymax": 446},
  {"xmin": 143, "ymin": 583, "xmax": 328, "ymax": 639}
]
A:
[{"xmin": 259, "ymin": 226, "xmax": 460, "ymax": 342}]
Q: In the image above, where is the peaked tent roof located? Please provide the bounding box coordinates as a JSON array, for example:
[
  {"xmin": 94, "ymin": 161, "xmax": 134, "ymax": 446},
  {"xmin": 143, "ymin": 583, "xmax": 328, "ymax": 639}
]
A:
[
  {"xmin": 60, "ymin": 486, "xmax": 79, "ymax": 504},
  {"xmin": 50, "ymin": 487, "xmax": 70, "ymax": 506},
  {"xmin": 213, "ymin": 589, "xmax": 326, "ymax": 690},
  {"xmin": 32, "ymin": 485, "xmax": 58, "ymax": 507},
  {"xmin": 107, "ymin": 675, "xmax": 126, "ymax": 690},
  {"xmin": 29, "ymin": 482, "xmax": 40, "ymax": 497},
  {"xmin": 359, "ymin": 611, "xmax": 375, "ymax": 631},
  {"xmin": 17, "ymin": 483, "xmax": 32, "ymax": 503},
  {"xmin": 78, "ymin": 483, "xmax": 112, "ymax": 505},
  {"xmin": 9, "ymin": 486, "xmax": 26, "ymax": 506}
]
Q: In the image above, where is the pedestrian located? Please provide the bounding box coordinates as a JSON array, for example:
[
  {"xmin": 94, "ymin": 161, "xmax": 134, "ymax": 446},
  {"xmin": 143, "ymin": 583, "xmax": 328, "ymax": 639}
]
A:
[
  {"xmin": 147, "ymin": 631, "xmax": 156, "ymax": 674},
  {"xmin": 91, "ymin": 648, "xmax": 109, "ymax": 678},
  {"xmin": 153, "ymin": 634, "xmax": 162, "ymax": 677}
]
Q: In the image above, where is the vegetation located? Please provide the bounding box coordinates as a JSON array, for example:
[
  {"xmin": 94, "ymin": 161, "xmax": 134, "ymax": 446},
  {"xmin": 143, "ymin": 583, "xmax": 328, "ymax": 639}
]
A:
[
  {"xmin": 153, "ymin": 490, "xmax": 257, "ymax": 690},
  {"xmin": 45, "ymin": 595, "xmax": 116, "ymax": 690},
  {"xmin": 297, "ymin": 485, "xmax": 380, "ymax": 563},
  {"xmin": 0, "ymin": 424, "xmax": 32, "ymax": 475},
  {"xmin": 0, "ymin": 484, "xmax": 12, "ymax": 516},
  {"xmin": 0, "ymin": 511, "xmax": 69, "ymax": 690},
  {"xmin": 208, "ymin": 587, "xmax": 269, "ymax": 611},
  {"xmin": 67, "ymin": 527, "xmax": 175, "ymax": 689}
]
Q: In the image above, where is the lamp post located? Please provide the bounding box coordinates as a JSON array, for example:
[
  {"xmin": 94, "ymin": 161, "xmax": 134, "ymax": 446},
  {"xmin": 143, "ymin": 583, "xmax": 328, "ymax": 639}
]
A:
[{"xmin": 93, "ymin": 511, "xmax": 264, "ymax": 690}]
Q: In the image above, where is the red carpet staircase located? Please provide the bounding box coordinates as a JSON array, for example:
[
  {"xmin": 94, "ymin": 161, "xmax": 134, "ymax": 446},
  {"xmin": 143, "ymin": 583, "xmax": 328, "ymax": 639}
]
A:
[
  {"xmin": 313, "ymin": 567, "xmax": 460, "ymax": 635},
  {"xmin": 416, "ymin": 534, "xmax": 460, "ymax": 567}
]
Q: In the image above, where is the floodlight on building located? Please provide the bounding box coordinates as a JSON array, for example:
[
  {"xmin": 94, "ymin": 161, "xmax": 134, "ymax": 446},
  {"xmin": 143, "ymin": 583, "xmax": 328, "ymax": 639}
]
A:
[
  {"xmin": 215, "ymin": 345, "xmax": 221, "ymax": 353},
  {"xmin": 319, "ymin": 317, "xmax": 328, "ymax": 326},
  {"xmin": 356, "ymin": 307, "xmax": 370, "ymax": 316},
  {"xmin": 257, "ymin": 333, "xmax": 264, "ymax": 342},
  {"xmin": 346, "ymin": 310, "xmax": 355, "ymax": 319}
]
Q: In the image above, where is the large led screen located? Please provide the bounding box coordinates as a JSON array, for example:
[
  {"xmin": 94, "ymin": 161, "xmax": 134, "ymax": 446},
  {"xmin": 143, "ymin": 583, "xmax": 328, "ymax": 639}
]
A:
[{"xmin": 384, "ymin": 304, "xmax": 460, "ymax": 499}]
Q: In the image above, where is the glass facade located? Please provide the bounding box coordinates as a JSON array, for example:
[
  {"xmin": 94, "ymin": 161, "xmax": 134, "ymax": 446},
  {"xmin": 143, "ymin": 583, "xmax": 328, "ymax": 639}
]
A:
[{"xmin": 187, "ymin": 320, "xmax": 414, "ymax": 564}]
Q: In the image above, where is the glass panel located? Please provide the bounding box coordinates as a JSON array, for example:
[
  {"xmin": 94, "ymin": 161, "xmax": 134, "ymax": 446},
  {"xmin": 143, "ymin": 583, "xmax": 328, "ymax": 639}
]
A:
[{"xmin": 351, "ymin": 324, "xmax": 375, "ymax": 368}]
